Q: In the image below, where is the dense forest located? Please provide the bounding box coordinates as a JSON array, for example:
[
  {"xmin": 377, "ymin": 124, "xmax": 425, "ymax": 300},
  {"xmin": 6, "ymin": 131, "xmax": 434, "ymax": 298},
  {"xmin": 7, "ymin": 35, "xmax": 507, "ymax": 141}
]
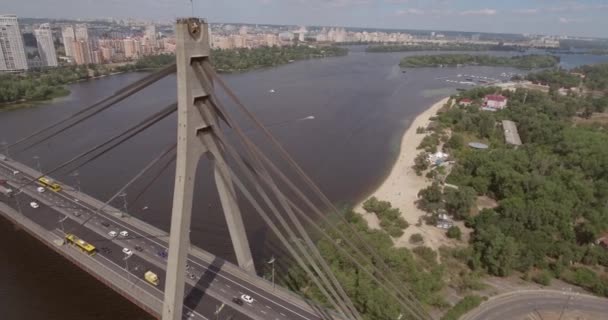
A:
[
  {"xmin": 0, "ymin": 45, "xmax": 347, "ymax": 107},
  {"xmin": 367, "ymin": 43, "xmax": 524, "ymax": 53},
  {"xmin": 523, "ymin": 69, "xmax": 582, "ymax": 88},
  {"xmin": 210, "ymin": 45, "xmax": 347, "ymax": 72},
  {"xmin": 418, "ymin": 66, "xmax": 608, "ymax": 295},
  {"xmin": 0, "ymin": 54, "xmax": 175, "ymax": 105},
  {"xmin": 283, "ymin": 209, "xmax": 446, "ymax": 320},
  {"xmin": 399, "ymin": 54, "xmax": 559, "ymax": 69},
  {"xmin": 522, "ymin": 64, "xmax": 608, "ymax": 91}
]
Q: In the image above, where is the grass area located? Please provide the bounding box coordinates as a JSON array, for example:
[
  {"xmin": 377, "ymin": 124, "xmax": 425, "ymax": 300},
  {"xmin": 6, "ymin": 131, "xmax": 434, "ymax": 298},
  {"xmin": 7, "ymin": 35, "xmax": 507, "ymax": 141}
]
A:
[
  {"xmin": 0, "ymin": 86, "xmax": 70, "ymax": 111},
  {"xmin": 440, "ymin": 295, "xmax": 486, "ymax": 320}
]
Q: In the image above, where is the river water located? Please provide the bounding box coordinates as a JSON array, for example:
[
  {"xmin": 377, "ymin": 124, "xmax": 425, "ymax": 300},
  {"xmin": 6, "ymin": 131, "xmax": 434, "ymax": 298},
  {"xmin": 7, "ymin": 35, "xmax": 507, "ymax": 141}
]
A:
[{"xmin": 0, "ymin": 49, "xmax": 605, "ymax": 319}]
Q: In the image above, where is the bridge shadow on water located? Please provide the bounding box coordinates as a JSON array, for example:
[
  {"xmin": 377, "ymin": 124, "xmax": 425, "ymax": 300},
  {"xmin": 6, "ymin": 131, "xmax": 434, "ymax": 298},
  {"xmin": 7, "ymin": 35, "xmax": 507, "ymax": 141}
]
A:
[{"xmin": 183, "ymin": 256, "xmax": 224, "ymax": 314}]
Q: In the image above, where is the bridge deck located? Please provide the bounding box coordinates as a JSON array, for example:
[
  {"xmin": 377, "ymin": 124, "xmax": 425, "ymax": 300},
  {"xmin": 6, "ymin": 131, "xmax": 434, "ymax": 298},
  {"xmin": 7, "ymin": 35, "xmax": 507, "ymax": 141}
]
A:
[{"xmin": 0, "ymin": 156, "xmax": 329, "ymax": 320}]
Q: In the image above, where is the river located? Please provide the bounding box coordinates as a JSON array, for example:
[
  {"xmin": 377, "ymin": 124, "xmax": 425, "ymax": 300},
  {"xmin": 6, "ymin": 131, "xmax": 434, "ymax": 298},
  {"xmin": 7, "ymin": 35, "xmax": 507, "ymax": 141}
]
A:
[{"xmin": 0, "ymin": 49, "xmax": 606, "ymax": 319}]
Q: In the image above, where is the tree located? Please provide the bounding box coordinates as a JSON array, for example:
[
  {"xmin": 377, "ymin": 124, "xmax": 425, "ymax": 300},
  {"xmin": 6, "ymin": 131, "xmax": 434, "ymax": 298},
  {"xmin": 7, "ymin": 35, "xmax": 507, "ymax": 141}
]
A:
[
  {"xmin": 473, "ymin": 226, "xmax": 520, "ymax": 276},
  {"xmin": 413, "ymin": 152, "xmax": 429, "ymax": 176},
  {"xmin": 446, "ymin": 133, "xmax": 464, "ymax": 150},
  {"xmin": 362, "ymin": 197, "xmax": 391, "ymax": 214},
  {"xmin": 410, "ymin": 233, "xmax": 424, "ymax": 244},
  {"xmin": 417, "ymin": 182, "xmax": 443, "ymax": 213},
  {"xmin": 477, "ymin": 112, "xmax": 495, "ymax": 138},
  {"xmin": 444, "ymin": 186, "xmax": 476, "ymax": 219},
  {"xmin": 447, "ymin": 226, "xmax": 462, "ymax": 240}
]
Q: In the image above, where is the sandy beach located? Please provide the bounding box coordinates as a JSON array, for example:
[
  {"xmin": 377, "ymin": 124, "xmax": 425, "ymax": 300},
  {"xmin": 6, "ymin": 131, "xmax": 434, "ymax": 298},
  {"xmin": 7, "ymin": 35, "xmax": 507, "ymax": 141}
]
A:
[{"xmin": 354, "ymin": 97, "xmax": 457, "ymax": 249}]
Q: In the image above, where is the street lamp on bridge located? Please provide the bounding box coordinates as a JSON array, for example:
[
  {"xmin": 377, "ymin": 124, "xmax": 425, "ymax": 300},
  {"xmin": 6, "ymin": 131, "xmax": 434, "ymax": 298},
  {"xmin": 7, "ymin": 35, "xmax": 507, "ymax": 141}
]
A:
[
  {"xmin": 267, "ymin": 256, "xmax": 276, "ymax": 289},
  {"xmin": 33, "ymin": 155, "xmax": 42, "ymax": 173}
]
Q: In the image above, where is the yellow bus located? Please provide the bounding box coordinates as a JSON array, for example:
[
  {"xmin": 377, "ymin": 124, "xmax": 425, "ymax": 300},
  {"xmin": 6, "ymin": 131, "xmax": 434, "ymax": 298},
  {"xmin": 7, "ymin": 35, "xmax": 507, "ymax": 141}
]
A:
[
  {"xmin": 65, "ymin": 234, "xmax": 96, "ymax": 255},
  {"xmin": 37, "ymin": 177, "xmax": 62, "ymax": 192}
]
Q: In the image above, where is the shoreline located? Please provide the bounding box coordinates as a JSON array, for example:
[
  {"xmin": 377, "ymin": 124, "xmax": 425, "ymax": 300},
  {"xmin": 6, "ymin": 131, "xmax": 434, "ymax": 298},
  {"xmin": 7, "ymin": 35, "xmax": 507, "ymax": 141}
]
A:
[{"xmin": 354, "ymin": 96, "xmax": 451, "ymax": 248}]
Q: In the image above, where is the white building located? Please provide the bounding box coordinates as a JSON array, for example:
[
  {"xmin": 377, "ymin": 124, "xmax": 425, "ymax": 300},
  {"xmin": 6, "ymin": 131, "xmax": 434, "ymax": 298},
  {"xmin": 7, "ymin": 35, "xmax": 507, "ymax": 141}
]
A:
[
  {"xmin": 145, "ymin": 25, "xmax": 156, "ymax": 40},
  {"xmin": 75, "ymin": 24, "xmax": 89, "ymax": 41},
  {"xmin": 61, "ymin": 25, "xmax": 75, "ymax": 58},
  {"xmin": 0, "ymin": 14, "xmax": 28, "ymax": 72},
  {"xmin": 34, "ymin": 23, "xmax": 58, "ymax": 67},
  {"xmin": 428, "ymin": 151, "xmax": 449, "ymax": 165},
  {"xmin": 483, "ymin": 94, "xmax": 508, "ymax": 110}
]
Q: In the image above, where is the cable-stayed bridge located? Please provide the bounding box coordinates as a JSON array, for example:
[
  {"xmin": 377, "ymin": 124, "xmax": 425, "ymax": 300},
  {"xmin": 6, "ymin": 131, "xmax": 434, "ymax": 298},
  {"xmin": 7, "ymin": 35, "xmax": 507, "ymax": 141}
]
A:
[{"xmin": 0, "ymin": 18, "xmax": 431, "ymax": 320}]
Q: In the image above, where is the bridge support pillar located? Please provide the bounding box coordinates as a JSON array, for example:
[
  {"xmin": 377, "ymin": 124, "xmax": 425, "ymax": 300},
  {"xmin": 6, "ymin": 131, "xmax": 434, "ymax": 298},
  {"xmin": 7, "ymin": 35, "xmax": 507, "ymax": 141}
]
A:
[{"xmin": 162, "ymin": 18, "xmax": 256, "ymax": 320}]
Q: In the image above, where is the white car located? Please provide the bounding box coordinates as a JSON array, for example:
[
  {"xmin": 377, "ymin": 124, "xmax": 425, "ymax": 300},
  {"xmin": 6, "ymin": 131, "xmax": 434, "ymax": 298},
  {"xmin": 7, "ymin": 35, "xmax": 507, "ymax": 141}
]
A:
[
  {"xmin": 37, "ymin": 187, "xmax": 45, "ymax": 193},
  {"xmin": 122, "ymin": 247, "xmax": 133, "ymax": 256},
  {"xmin": 12, "ymin": 170, "xmax": 19, "ymax": 175},
  {"xmin": 30, "ymin": 202, "xmax": 39, "ymax": 209},
  {"xmin": 119, "ymin": 230, "xmax": 129, "ymax": 237},
  {"xmin": 108, "ymin": 230, "xmax": 117, "ymax": 238},
  {"xmin": 241, "ymin": 294, "xmax": 254, "ymax": 304}
]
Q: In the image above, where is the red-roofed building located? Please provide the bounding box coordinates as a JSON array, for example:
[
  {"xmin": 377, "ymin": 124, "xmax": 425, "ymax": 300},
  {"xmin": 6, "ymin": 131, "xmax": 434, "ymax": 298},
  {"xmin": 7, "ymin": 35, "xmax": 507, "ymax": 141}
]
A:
[
  {"xmin": 459, "ymin": 98, "xmax": 473, "ymax": 107},
  {"xmin": 483, "ymin": 94, "xmax": 508, "ymax": 110}
]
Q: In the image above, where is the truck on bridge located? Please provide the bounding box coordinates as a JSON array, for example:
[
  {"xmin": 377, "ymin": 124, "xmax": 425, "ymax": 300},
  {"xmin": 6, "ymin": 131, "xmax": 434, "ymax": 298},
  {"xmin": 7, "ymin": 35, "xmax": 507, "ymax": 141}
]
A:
[{"xmin": 145, "ymin": 271, "xmax": 159, "ymax": 286}]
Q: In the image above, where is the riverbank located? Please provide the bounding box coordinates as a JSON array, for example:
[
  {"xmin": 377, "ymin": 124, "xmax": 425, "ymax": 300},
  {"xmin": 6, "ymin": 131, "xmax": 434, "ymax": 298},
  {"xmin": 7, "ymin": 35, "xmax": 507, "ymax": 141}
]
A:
[{"xmin": 354, "ymin": 96, "xmax": 456, "ymax": 250}]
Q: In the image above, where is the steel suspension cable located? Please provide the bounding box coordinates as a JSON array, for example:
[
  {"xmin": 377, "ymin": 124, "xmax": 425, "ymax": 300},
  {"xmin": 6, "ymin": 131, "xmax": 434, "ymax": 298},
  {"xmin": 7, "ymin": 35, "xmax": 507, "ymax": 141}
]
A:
[
  {"xmin": 17, "ymin": 103, "xmax": 177, "ymax": 191},
  {"xmin": 202, "ymin": 60, "xmax": 431, "ymax": 319},
  {"xmin": 195, "ymin": 63, "xmax": 360, "ymax": 319},
  {"xmin": 193, "ymin": 91, "xmax": 363, "ymax": 319},
  {"xmin": 9, "ymin": 64, "xmax": 176, "ymax": 153},
  {"xmin": 202, "ymin": 138, "xmax": 350, "ymax": 320},
  {"xmin": 238, "ymin": 136, "xmax": 430, "ymax": 319},
  {"xmin": 77, "ymin": 143, "xmax": 177, "ymax": 228},
  {"xmin": 218, "ymin": 134, "xmax": 429, "ymax": 320},
  {"xmin": 198, "ymin": 101, "xmax": 361, "ymax": 320},
  {"xmin": 131, "ymin": 153, "xmax": 176, "ymax": 207}
]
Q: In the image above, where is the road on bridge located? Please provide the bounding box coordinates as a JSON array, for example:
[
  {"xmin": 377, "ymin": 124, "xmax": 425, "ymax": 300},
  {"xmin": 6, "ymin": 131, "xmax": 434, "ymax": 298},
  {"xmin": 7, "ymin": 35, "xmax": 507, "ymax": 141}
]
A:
[
  {"xmin": 462, "ymin": 290, "xmax": 608, "ymax": 320},
  {"xmin": 0, "ymin": 157, "xmax": 328, "ymax": 320}
]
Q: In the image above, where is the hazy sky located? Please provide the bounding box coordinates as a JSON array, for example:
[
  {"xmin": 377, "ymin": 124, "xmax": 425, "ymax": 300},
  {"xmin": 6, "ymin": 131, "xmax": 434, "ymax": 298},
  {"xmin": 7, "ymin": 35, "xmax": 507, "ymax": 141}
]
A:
[{"xmin": 4, "ymin": 0, "xmax": 606, "ymax": 37}]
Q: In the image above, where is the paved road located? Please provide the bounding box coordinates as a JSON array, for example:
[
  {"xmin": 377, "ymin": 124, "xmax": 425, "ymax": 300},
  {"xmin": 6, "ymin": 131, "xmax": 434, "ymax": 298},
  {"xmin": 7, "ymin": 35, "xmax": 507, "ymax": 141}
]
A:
[
  {"xmin": 0, "ymin": 157, "xmax": 329, "ymax": 320},
  {"xmin": 463, "ymin": 290, "xmax": 608, "ymax": 320}
]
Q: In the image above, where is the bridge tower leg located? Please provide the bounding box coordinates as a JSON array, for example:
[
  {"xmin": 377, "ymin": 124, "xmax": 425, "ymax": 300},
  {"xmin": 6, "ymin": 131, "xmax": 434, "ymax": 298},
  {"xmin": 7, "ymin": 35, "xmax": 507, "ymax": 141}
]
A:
[{"xmin": 162, "ymin": 18, "xmax": 256, "ymax": 320}]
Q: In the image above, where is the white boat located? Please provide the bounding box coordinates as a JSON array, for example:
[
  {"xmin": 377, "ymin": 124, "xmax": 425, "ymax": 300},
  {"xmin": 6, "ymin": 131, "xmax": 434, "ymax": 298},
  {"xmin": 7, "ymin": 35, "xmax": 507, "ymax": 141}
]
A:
[{"xmin": 269, "ymin": 89, "xmax": 276, "ymax": 93}]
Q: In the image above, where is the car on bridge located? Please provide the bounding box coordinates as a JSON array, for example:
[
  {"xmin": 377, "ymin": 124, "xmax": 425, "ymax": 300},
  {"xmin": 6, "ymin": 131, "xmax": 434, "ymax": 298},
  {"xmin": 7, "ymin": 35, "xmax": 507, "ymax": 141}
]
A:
[
  {"xmin": 232, "ymin": 297, "xmax": 244, "ymax": 306},
  {"xmin": 241, "ymin": 294, "xmax": 254, "ymax": 304},
  {"xmin": 122, "ymin": 247, "xmax": 133, "ymax": 256}
]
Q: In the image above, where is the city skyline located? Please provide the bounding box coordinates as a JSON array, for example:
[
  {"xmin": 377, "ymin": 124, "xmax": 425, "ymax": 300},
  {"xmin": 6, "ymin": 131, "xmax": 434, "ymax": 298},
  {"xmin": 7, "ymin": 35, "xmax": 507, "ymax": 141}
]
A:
[{"xmin": 2, "ymin": 0, "xmax": 607, "ymax": 38}]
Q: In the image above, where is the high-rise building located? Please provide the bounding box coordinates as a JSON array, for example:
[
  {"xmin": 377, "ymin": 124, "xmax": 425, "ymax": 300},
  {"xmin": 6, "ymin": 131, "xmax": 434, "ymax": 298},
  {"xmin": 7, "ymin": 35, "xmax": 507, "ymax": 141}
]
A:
[
  {"xmin": 90, "ymin": 50, "xmax": 102, "ymax": 64},
  {"xmin": 100, "ymin": 46, "xmax": 114, "ymax": 62},
  {"xmin": 0, "ymin": 14, "xmax": 28, "ymax": 72},
  {"xmin": 72, "ymin": 39, "xmax": 90, "ymax": 65},
  {"xmin": 144, "ymin": 25, "xmax": 156, "ymax": 40},
  {"xmin": 61, "ymin": 25, "xmax": 75, "ymax": 58},
  {"xmin": 75, "ymin": 24, "xmax": 89, "ymax": 41},
  {"xmin": 34, "ymin": 23, "xmax": 58, "ymax": 67},
  {"xmin": 123, "ymin": 38, "xmax": 139, "ymax": 59}
]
